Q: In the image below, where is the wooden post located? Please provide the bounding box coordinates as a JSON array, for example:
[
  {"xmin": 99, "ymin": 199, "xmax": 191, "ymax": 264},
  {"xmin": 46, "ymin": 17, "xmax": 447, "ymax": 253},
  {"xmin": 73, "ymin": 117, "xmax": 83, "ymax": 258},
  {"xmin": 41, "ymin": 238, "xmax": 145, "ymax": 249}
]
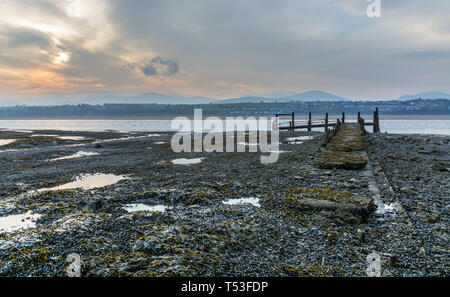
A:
[
  {"xmin": 334, "ymin": 119, "xmax": 341, "ymax": 136},
  {"xmin": 373, "ymin": 110, "xmax": 377, "ymax": 133},
  {"xmin": 308, "ymin": 112, "xmax": 312, "ymax": 132},
  {"xmin": 291, "ymin": 112, "xmax": 295, "ymax": 131},
  {"xmin": 375, "ymin": 107, "xmax": 380, "ymax": 133},
  {"xmin": 342, "ymin": 112, "xmax": 345, "ymax": 124},
  {"xmin": 358, "ymin": 112, "xmax": 361, "ymax": 121},
  {"xmin": 325, "ymin": 113, "xmax": 329, "ymax": 132}
]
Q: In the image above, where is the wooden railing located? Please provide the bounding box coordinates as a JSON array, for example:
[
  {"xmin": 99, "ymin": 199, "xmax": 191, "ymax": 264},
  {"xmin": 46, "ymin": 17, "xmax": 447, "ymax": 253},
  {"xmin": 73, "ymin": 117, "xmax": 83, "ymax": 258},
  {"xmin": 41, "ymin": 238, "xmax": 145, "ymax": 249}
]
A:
[{"xmin": 276, "ymin": 108, "xmax": 380, "ymax": 133}]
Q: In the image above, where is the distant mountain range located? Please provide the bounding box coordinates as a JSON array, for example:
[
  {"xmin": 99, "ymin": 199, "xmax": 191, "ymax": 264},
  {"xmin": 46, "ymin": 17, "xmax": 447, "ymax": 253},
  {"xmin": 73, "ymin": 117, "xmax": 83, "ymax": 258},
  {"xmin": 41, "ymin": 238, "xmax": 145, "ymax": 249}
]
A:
[
  {"xmin": 217, "ymin": 90, "xmax": 349, "ymax": 103},
  {"xmin": 68, "ymin": 92, "xmax": 215, "ymax": 105},
  {"xmin": 0, "ymin": 92, "xmax": 215, "ymax": 106},
  {"xmin": 1, "ymin": 90, "xmax": 449, "ymax": 106},
  {"xmin": 397, "ymin": 92, "xmax": 450, "ymax": 101}
]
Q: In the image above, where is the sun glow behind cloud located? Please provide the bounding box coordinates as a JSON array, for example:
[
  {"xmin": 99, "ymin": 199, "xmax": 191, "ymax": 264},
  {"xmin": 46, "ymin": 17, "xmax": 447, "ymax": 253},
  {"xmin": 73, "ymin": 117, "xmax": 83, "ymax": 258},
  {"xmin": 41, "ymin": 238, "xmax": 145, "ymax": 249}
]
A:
[{"xmin": 54, "ymin": 52, "xmax": 69, "ymax": 64}]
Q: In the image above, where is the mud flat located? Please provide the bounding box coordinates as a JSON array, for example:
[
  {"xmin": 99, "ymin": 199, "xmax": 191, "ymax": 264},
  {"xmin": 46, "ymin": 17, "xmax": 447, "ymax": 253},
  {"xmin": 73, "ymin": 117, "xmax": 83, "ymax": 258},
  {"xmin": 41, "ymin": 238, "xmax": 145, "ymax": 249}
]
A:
[{"xmin": 0, "ymin": 128, "xmax": 448, "ymax": 276}]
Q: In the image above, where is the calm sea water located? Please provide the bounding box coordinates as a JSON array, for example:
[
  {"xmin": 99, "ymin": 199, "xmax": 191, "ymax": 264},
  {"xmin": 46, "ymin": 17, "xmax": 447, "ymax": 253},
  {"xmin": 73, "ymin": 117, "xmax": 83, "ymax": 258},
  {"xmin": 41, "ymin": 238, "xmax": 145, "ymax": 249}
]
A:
[{"xmin": 0, "ymin": 118, "xmax": 449, "ymax": 135}]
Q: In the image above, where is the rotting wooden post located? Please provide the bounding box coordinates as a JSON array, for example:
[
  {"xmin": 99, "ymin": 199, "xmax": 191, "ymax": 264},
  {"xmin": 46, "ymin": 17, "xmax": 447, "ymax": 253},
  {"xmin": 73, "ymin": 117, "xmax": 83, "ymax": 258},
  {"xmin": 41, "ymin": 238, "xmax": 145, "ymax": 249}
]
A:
[
  {"xmin": 291, "ymin": 112, "xmax": 295, "ymax": 131},
  {"xmin": 373, "ymin": 109, "xmax": 378, "ymax": 133},
  {"xmin": 358, "ymin": 112, "xmax": 361, "ymax": 121},
  {"xmin": 308, "ymin": 112, "xmax": 312, "ymax": 131},
  {"xmin": 342, "ymin": 112, "xmax": 345, "ymax": 124},
  {"xmin": 375, "ymin": 107, "xmax": 380, "ymax": 133},
  {"xmin": 334, "ymin": 119, "xmax": 341, "ymax": 136},
  {"xmin": 325, "ymin": 113, "xmax": 329, "ymax": 132}
]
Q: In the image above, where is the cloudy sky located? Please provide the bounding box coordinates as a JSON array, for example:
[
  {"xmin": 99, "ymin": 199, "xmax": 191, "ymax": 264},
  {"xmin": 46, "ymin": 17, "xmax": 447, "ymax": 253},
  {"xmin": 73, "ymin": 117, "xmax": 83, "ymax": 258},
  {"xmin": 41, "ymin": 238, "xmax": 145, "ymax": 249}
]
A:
[{"xmin": 0, "ymin": 0, "xmax": 449, "ymax": 101}]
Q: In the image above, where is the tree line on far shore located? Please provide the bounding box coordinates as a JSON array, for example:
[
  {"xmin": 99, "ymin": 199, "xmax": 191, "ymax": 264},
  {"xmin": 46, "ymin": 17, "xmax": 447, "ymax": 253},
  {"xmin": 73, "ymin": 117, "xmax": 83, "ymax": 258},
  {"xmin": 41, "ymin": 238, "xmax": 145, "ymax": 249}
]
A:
[{"xmin": 0, "ymin": 99, "xmax": 448, "ymax": 117}]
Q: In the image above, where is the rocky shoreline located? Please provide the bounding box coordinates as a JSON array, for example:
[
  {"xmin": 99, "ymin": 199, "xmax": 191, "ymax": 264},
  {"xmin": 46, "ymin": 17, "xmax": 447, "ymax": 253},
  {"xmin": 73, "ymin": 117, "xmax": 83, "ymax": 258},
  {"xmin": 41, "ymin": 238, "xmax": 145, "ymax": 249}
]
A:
[{"xmin": 0, "ymin": 129, "xmax": 448, "ymax": 276}]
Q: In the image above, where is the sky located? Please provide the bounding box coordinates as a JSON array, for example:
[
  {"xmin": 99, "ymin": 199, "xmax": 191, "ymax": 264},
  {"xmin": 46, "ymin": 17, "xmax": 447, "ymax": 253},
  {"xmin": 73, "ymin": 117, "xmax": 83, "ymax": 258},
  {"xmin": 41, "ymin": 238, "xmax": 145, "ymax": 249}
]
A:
[{"xmin": 0, "ymin": 0, "xmax": 449, "ymax": 102}]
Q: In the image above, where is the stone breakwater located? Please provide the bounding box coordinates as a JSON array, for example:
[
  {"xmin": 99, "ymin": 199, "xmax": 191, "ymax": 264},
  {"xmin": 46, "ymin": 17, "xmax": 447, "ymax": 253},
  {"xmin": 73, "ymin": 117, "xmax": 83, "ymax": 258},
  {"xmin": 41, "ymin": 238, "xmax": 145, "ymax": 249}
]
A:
[{"xmin": 0, "ymin": 129, "xmax": 448, "ymax": 276}]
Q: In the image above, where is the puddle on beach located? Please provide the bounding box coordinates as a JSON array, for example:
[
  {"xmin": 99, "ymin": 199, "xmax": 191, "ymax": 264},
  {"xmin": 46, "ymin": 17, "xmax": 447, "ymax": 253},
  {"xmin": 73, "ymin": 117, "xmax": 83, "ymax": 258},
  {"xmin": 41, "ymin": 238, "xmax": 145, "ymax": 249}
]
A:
[
  {"xmin": 0, "ymin": 211, "xmax": 42, "ymax": 233},
  {"xmin": 171, "ymin": 158, "xmax": 204, "ymax": 165},
  {"xmin": 58, "ymin": 136, "xmax": 87, "ymax": 140},
  {"xmin": 93, "ymin": 134, "xmax": 159, "ymax": 144},
  {"xmin": 267, "ymin": 149, "xmax": 291, "ymax": 153},
  {"xmin": 48, "ymin": 151, "xmax": 99, "ymax": 162},
  {"xmin": 223, "ymin": 197, "xmax": 261, "ymax": 208},
  {"xmin": 0, "ymin": 139, "xmax": 17, "ymax": 146},
  {"xmin": 31, "ymin": 134, "xmax": 58, "ymax": 137},
  {"xmin": 237, "ymin": 142, "xmax": 281, "ymax": 146},
  {"xmin": 38, "ymin": 173, "xmax": 129, "ymax": 192},
  {"xmin": 4, "ymin": 129, "xmax": 33, "ymax": 133},
  {"xmin": 123, "ymin": 204, "xmax": 170, "ymax": 213},
  {"xmin": 237, "ymin": 142, "xmax": 260, "ymax": 146},
  {"xmin": 31, "ymin": 134, "xmax": 87, "ymax": 141},
  {"xmin": 286, "ymin": 136, "xmax": 314, "ymax": 144},
  {"xmin": 375, "ymin": 201, "xmax": 400, "ymax": 215}
]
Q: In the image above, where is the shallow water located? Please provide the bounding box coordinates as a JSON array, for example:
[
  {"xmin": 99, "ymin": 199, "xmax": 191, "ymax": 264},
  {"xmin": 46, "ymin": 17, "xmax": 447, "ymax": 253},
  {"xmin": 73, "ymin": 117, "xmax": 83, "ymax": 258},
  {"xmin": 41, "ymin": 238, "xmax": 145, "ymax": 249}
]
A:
[
  {"xmin": 171, "ymin": 158, "xmax": 204, "ymax": 165},
  {"xmin": 31, "ymin": 134, "xmax": 59, "ymax": 137},
  {"xmin": 0, "ymin": 139, "xmax": 17, "ymax": 146},
  {"xmin": 93, "ymin": 134, "xmax": 160, "ymax": 144},
  {"xmin": 48, "ymin": 151, "xmax": 99, "ymax": 162},
  {"xmin": 223, "ymin": 197, "xmax": 261, "ymax": 207},
  {"xmin": 0, "ymin": 211, "xmax": 42, "ymax": 233},
  {"xmin": 57, "ymin": 136, "xmax": 87, "ymax": 141},
  {"xmin": 31, "ymin": 134, "xmax": 87, "ymax": 141},
  {"xmin": 123, "ymin": 204, "xmax": 169, "ymax": 213},
  {"xmin": 38, "ymin": 173, "xmax": 129, "ymax": 191},
  {"xmin": 1, "ymin": 118, "xmax": 448, "ymax": 134},
  {"xmin": 1, "ymin": 129, "xmax": 33, "ymax": 133}
]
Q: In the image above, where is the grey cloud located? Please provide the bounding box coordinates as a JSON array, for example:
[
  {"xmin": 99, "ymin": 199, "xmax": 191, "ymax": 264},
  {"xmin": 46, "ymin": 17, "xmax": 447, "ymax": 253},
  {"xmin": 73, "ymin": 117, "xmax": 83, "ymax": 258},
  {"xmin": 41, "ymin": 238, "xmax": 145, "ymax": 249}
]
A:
[
  {"xmin": 107, "ymin": 0, "xmax": 450, "ymax": 98},
  {"xmin": 2, "ymin": 0, "xmax": 450, "ymax": 99},
  {"xmin": 0, "ymin": 26, "xmax": 55, "ymax": 68},
  {"xmin": 141, "ymin": 56, "xmax": 179, "ymax": 76},
  {"xmin": 141, "ymin": 63, "xmax": 157, "ymax": 76},
  {"xmin": 54, "ymin": 48, "xmax": 135, "ymax": 86},
  {"xmin": 125, "ymin": 56, "xmax": 179, "ymax": 76}
]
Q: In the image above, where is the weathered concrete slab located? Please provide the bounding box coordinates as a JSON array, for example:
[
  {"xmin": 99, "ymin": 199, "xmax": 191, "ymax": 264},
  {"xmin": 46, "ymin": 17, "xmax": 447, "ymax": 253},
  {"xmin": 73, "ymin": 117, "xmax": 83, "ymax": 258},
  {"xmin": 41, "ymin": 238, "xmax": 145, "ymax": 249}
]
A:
[
  {"xmin": 295, "ymin": 197, "xmax": 374, "ymax": 216},
  {"xmin": 327, "ymin": 123, "xmax": 368, "ymax": 152},
  {"xmin": 281, "ymin": 187, "xmax": 375, "ymax": 217},
  {"xmin": 314, "ymin": 123, "xmax": 369, "ymax": 169},
  {"xmin": 314, "ymin": 150, "xmax": 368, "ymax": 169}
]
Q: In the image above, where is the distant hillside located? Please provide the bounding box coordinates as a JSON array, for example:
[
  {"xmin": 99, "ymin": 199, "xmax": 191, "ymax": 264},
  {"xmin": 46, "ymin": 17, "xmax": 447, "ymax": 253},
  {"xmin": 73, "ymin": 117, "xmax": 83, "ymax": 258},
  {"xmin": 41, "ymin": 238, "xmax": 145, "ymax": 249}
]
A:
[
  {"xmin": 216, "ymin": 96, "xmax": 275, "ymax": 104},
  {"xmin": 398, "ymin": 92, "xmax": 450, "ymax": 101},
  {"xmin": 0, "ymin": 92, "xmax": 215, "ymax": 106},
  {"xmin": 218, "ymin": 90, "xmax": 348, "ymax": 103},
  {"xmin": 282, "ymin": 90, "xmax": 348, "ymax": 102},
  {"xmin": 77, "ymin": 92, "xmax": 215, "ymax": 105},
  {"xmin": 1, "ymin": 99, "xmax": 448, "ymax": 117}
]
